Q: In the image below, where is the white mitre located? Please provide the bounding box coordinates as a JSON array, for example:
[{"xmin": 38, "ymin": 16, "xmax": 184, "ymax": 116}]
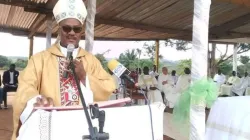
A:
[{"xmin": 53, "ymin": 0, "xmax": 88, "ymax": 24}]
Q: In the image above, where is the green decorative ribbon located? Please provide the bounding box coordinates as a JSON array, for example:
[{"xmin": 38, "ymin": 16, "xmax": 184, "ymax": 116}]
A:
[{"xmin": 172, "ymin": 78, "xmax": 218, "ymax": 135}]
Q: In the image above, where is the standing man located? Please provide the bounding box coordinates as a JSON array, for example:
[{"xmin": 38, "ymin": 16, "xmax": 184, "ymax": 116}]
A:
[
  {"xmin": 137, "ymin": 66, "xmax": 163, "ymax": 103},
  {"xmin": 150, "ymin": 65, "xmax": 159, "ymax": 80},
  {"xmin": 2, "ymin": 64, "xmax": 19, "ymax": 109},
  {"xmin": 175, "ymin": 68, "xmax": 191, "ymax": 94},
  {"xmin": 171, "ymin": 70, "xmax": 178, "ymax": 85},
  {"xmin": 12, "ymin": 0, "xmax": 115, "ymax": 139}
]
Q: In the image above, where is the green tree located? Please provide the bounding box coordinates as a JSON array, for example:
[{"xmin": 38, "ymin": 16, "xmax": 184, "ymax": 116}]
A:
[
  {"xmin": 15, "ymin": 59, "xmax": 28, "ymax": 69},
  {"xmin": 166, "ymin": 40, "xmax": 250, "ymax": 77},
  {"xmin": 237, "ymin": 65, "xmax": 245, "ymax": 77},
  {"xmin": 217, "ymin": 60, "xmax": 233, "ymax": 76},
  {"xmin": 143, "ymin": 43, "xmax": 163, "ymax": 61},
  {"xmin": 0, "ymin": 55, "xmax": 11, "ymax": 68},
  {"xmin": 139, "ymin": 59, "xmax": 154, "ymax": 69},
  {"xmin": 176, "ymin": 59, "xmax": 191, "ymax": 75},
  {"xmin": 118, "ymin": 49, "xmax": 138, "ymax": 70},
  {"xmin": 165, "ymin": 39, "xmax": 191, "ymax": 51},
  {"xmin": 240, "ymin": 56, "xmax": 250, "ymax": 73},
  {"xmin": 95, "ymin": 53, "xmax": 108, "ymax": 71}
]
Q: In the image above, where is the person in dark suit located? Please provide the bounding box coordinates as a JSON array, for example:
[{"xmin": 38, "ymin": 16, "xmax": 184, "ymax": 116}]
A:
[{"xmin": 2, "ymin": 64, "xmax": 19, "ymax": 109}]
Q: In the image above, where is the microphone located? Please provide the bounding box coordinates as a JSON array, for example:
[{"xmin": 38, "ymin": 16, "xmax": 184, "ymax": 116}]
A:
[
  {"xmin": 63, "ymin": 44, "xmax": 75, "ymax": 78},
  {"xmin": 107, "ymin": 59, "xmax": 135, "ymax": 84}
]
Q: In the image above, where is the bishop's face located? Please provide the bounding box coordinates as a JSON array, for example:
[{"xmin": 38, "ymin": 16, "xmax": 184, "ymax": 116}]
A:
[{"xmin": 59, "ymin": 18, "xmax": 83, "ymax": 48}]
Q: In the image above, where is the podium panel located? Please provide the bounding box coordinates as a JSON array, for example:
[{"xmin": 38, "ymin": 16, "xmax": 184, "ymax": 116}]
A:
[{"xmin": 17, "ymin": 103, "xmax": 165, "ymax": 140}]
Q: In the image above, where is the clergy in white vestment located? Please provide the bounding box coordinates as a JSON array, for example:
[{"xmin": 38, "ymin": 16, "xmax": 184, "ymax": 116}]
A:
[
  {"xmin": 137, "ymin": 66, "xmax": 163, "ymax": 104},
  {"xmin": 227, "ymin": 71, "xmax": 240, "ymax": 85},
  {"xmin": 220, "ymin": 71, "xmax": 240, "ymax": 96},
  {"xmin": 149, "ymin": 65, "xmax": 159, "ymax": 79},
  {"xmin": 175, "ymin": 68, "xmax": 191, "ymax": 94},
  {"xmin": 171, "ymin": 70, "xmax": 178, "ymax": 85},
  {"xmin": 158, "ymin": 67, "xmax": 176, "ymax": 108},
  {"xmin": 232, "ymin": 72, "xmax": 250, "ymax": 96},
  {"xmin": 213, "ymin": 69, "xmax": 226, "ymax": 86}
]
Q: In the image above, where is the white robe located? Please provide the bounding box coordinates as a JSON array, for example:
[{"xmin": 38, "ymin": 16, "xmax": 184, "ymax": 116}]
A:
[
  {"xmin": 175, "ymin": 74, "xmax": 191, "ymax": 94},
  {"xmin": 220, "ymin": 76, "xmax": 240, "ymax": 96},
  {"xmin": 227, "ymin": 76, "xmax": 240, "ymax": 85},
  {"xmin": 171, "ymin": 75, "xmax": 178, "ymax": 85},
  {"xmin": 158, "ymin": 74, "xmax": 176, "ymax": 108},
  {"xmin": 138, "ymin": 74, "xmax": 163, "ymax": 104},
  {"xmin": 149, "ymin": 71, "xmax": 159, "ymax": 77},
  {"xmin": 232, "ymin": 76, "xmax": 250, "ymax": 96},
  {"xmin": 206, "ymin": 96, "xmax": 250, "ymax": 140},
  {"xmin": 213, "ymin": 74, "xmax": 226, "ymax": 86}
]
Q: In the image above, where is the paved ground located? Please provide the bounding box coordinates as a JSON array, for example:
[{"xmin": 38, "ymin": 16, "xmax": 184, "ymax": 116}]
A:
[{"xmin": 0, "ymin": 94, "xmax": 14, "ymax": 140}]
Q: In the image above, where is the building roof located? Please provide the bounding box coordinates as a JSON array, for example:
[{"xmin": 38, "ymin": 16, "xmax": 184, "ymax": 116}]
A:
[{"xmin": 1, "ymin": 0, "xmax": 250, "ymax": 41}]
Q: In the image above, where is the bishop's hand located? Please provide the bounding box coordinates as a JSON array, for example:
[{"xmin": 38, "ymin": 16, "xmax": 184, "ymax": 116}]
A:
[
  {"xmin": 63, "ymin": 59, "xmax": 86, "ymax": 84},
  {"xmin": 73, "ymin": 59, "xmax": 86, "ymax": 83},
  {"xmin": 33, "ymin": 96, "xmax": 54, "ymax": 107}
]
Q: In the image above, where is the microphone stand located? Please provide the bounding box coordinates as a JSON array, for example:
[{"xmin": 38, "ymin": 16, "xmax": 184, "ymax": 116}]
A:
[{"xmin": 68, "ymin": 56, "xmax": 109, "ymax": 140}]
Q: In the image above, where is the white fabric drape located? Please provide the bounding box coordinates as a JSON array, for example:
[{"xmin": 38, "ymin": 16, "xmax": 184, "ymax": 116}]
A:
[
  {"xmin": 206, "ymin": 97, "xmax": 250, "ymax": 140},
  {"xmin": 17, "ymin": 103, "xmax": 165, "ymax": 140},
  {"xmin": 190, "ymin": 0, "xmax": 211, "ymax": 139},
  {"xmin": 85, "ymin": 0, "xmax": 96, "ymax": 52}
]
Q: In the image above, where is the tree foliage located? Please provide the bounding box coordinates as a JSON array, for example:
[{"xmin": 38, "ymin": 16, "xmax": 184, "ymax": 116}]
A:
[
  {"xmin": 15, "ymin": 59, "xmax": 28, "ymax": 68},
  {"xmin": 95, "ymin": 53, "xmax": 108, "ymax": 71},
  {"xmin": 138, "ymin": 59, "xmax": 154, "ymax": 69},
  {"xmin": 217, "ymin": 60, "xmax": 233, "ymax": 76},
  {"xmin": 216, "ymin": 43, "xmax": 250, "ymax": 65},
  {"xmin": 118, "ymin": 49, "xmax": 138, "ymax": 70},
  {"xmin": 143, "ymin": 43, "xmax": 163, "ymax": 61},
  {"xmin": 240, "ymin": 56, "xmax": 250, "ymax": 65},
  {"xmin": 176, "ymin": 59, "xmax": 191, "ymax": 75},
  {"xmin": 239, "ymin": 56, "xmax": 250, "ymax": 73},
  {"xmin": 165, "ymin": 39, "xmax": 250, "ymax": 76},
  {"xmin": 0, "ymin": 55, "xmax": 11, "ymax": 67},
  {"xmin": 165, "ymin": 39, "xmax": 191, "ymax": 51}
]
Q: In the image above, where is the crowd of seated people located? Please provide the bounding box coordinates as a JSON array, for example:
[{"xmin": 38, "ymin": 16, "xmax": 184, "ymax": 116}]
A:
[
  {"xmin": 216, "ymin": 70, "xmax": 250, "ymax": 96},
  {"xmin": 110, "ymin": 64, "xmax": 250, "ymax": 110},
  {"xmin": 109, "ymin": 65, "xmax": 191, "ymax": 108}
]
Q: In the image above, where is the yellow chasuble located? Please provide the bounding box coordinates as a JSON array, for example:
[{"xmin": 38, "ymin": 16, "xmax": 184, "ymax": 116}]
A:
[{"xmin": 12, "ymin": 44, "xmax": 116, "ymax": 140}]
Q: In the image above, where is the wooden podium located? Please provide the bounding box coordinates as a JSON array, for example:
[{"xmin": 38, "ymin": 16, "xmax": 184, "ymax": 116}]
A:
[{"xmin": 17, "ymin": 103, "xmax": 165, "ymax": 140}]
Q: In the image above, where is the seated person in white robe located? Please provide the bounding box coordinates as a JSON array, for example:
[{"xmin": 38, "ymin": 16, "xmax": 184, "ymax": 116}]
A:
[
  {"xmin": 137, "ymin": 66, "xmax": 163, "ymax": 104},
  {"xmin": 158, "ymin": 67, "xmax": 176, "ymax": 108},
  {"xmin": 213, "ymin": 69, "xmax": 226, "ymax": 87},
  {"xmin": 175, "ymin": 68, "xmax": 191, "ymax": 94},
  {"xmin": 232, "ymin": 72, "xmax": 249, "ymax": 96},
  {"xmin": 221, "ymin": 71, "xmax": 240, "ymax": 96}
]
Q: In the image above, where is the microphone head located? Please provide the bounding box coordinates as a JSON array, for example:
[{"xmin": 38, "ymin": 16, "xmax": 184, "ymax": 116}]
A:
[
  {"xmin": 107, "ymin": 59, "xmax": 120, "ymax": 71},
  {"xmin": 108, "ymin": 59, "xmax": 127, "ymax": 77},
  {"xmin": 67, "ymin": 44, "xmax": 75, "ymax": 53}
]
